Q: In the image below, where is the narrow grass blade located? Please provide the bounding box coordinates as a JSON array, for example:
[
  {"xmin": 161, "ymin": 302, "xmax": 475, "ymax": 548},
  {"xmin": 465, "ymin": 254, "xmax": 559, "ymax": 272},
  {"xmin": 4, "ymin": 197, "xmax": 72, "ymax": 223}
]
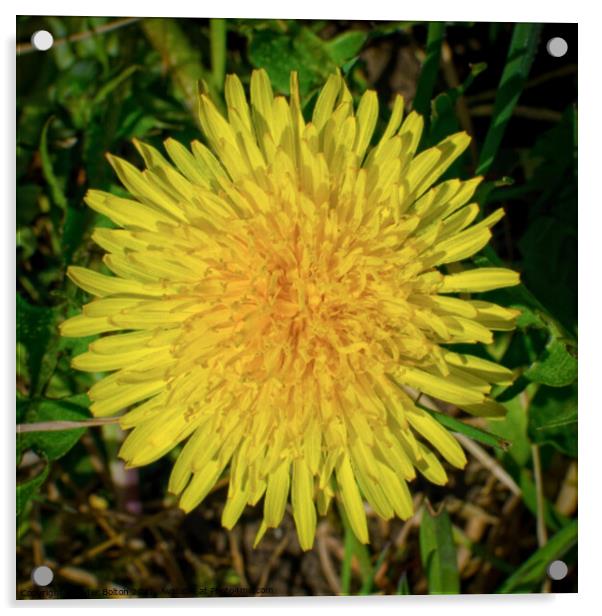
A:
[
  {"xmin": 397, "ymin": 572, "xmax": 411, "ymax": 594},
  {"xmin": 476, "ymin": 23, "xmax": 542, "ymax": 175},
  {"xmin": 419, "ymin": 502, "xmax": 460, "ymax": 594},
  {"xmin": 497, "ymin": 520, "xmax": 577, "ymax": 593},
  {"xmin": 339, "ymin": 504, "xmax": 374, "ymax": 595},
  {"xmin": 210, "ymin": 18, "xmax": 227, "ymax": 92},
  {"xmin": 40, "ymin": 117, "xmax": 68, "ymax": 213},
  {"xmin": 413, "ymin": 22, "xmax": 446, "ymax": 123},
  {"xmin": 419, "ymin": 403, "xmax": 511, "ymax": 451}
]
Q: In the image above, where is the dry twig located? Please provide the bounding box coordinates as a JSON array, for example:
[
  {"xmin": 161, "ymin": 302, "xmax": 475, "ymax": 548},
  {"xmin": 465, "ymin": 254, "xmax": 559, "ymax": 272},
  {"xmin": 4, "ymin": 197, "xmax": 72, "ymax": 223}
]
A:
[{"xmin": 455, "ymin": 433, "xmax": 521, "ymax": 497}]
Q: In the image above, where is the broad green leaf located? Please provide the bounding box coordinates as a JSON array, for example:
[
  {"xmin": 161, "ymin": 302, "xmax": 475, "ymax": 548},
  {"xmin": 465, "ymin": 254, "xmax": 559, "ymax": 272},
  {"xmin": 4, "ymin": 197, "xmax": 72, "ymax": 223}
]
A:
[
  {"xmin": 17, "ymin": 463, "xmax": 49, "ymax": 517},
  {"xmin": 16, "ymin": 294, "xmax": 59, "ymax": 396},
  {"xmin": 248, "ymin": 28, "xmax": 328, "ymax": 97},
  {"xmin": 248, "ymin": 25, "xmax": 362, "ymax": 98},
  {"xmin": 248, "ymin": 30, "xmax": 303, "ymax": 95},
  {"xmin": 524, "ymin": 338, "xmax": 577, "ymax": 387},
  {"xmin": 515, "ymin": 305, "xmax": 547, "ymax": 330},
  {"xmin": 62, "ymin": 205, "xmax": 94, "ymax": 265},
  {"xmin": 528, "ymin": 385, "xmax": 577, "ymax": 457},
  {"xmin": 476, "ymin": 23, "xmax": 542, "ymax": 175},
  {"xmin": 474, "ymin": 250, "xmax": 577, "ymax": 387},
  {"xmin": 487, "ymin": 395, "xmax": 531, "ymax": 467},
  {"xmin": 518, "ymin": 213, "xmax": 577, "ymax": 337},
  {"xmin": 419, "ymin": 504, "xmax": 460, "ymax": 594},
  {"xmin": 18, "ymin": 394, "xmax": 90, "ymax": 461},
  {"xmin": 497, "ymin": 520, "xmax": 577, "ymax": 593},
  {"xmin": 325, "ymin": 30, "xmax": 368, "ymax": 66}
]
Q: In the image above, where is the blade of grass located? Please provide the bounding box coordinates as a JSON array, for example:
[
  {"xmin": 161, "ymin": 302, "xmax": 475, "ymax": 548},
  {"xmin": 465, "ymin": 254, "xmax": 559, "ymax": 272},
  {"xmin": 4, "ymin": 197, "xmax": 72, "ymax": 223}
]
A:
[
  {"xmin": 419, "ymin": 501, "xmax": 460, "ymax": 594},
  {"xmin": 413, "ymin": 21, "xmax": 446, "ymax": 124},
  {"xmin": 92, "ymin": 64, "xmax": 139, "ymax": 106},
  {"xmin": 40, "ymin": 117, "xmax": 68, "ymax": 215},
  {"xmin": 339, "ymin": 504, "xmax": 374, "ymax": 595},
  {"xmin": 518, "ymin": 468, "xmax": 570, "ymax": 533},
  {"xmin": 497, "ymin": 519, "xmax": 577, "ymax": 593},
  {"xmin": 476, "ymin": 23, "xmax": 542, "ymax": 175},
  {"xmin": 396, "ymin": 572, "xmax": 411, "ymax": 594},
  {"xmin": 210, "ymin": 18, "xmax": 227, "ymax": 92},
  {"xmin": 418, "ymin": 402, "xmax": 511, "ymax": 451}
]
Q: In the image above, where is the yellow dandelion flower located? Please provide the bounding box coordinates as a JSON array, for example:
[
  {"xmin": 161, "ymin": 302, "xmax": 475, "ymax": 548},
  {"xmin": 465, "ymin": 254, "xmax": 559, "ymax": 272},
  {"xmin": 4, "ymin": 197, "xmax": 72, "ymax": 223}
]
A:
[{"xmin": 61, "ymin": 69, "xmax": 521, "ymax": 550}]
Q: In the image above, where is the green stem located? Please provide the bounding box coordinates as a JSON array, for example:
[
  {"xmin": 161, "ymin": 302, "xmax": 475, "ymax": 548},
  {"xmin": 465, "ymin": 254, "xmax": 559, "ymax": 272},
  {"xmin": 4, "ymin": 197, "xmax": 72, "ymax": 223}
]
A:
[{"xmin": 210, "ymin": 19, "xmax": 227, "ymax": 92}]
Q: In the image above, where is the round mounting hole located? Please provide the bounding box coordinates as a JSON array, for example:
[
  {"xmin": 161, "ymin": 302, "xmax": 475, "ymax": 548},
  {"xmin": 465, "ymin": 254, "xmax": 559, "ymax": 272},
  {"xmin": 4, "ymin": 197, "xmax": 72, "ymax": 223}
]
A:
[
  {"xmin": 547, "ymin": 560, "xmax": 568, "ymax": 581},
  {"xmin": 546, "ymin": 37, "xmax": 568, "ymax": 58},
  {"xmin": 31, "ymin": 565, "xmax": 54, "ymax": 586},
  {"xmin": 30, "ymin": 30, "xmax": 54, "ymax": 51}
]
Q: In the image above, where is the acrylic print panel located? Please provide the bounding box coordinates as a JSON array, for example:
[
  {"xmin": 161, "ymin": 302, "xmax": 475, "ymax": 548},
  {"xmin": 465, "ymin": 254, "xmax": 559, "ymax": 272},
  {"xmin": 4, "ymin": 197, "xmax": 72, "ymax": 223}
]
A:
[{"xmin": 16, "ymin": 16, "xmax": 577, "ymax": 599}]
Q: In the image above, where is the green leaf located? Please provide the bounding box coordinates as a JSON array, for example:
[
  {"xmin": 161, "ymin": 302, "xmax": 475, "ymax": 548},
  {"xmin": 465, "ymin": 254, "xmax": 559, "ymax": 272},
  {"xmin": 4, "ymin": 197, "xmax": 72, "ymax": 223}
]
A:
[
  {"xmin": 528, "ymin": 385, "xmax": 577, "ymax": 457},
  {"xmin": 16, "ymin": 184, "xmax": 42, "ymax": 226},
  {"xmin": 17, "ymin": 226, "xmax": 37, "ymax": 261},
  {"xmin": 518, "ymin": 213, "xmax": 577, "ymax": 337},
  {"xmin": 487, "ymin": 395, "xmax": 531, "ymax": 467},
  {"xmin": 474, "ymin": 250, "xmax": 577, "ymax": 379},
  {"xmin": 340, "ymin": 504, "xmax": 374, "ymax": 595},
  {"xmin": 325, "ymin": 30, "xmax": 368, "ymax": 66},
  {"xmin": 18, "ymin": 394, "xmax": 90, "ymax": 461},
  {"xmin": 517, "ymin": 468, "xmax": 570, "ymax": 533},
  {"xmin": 396, "ymin": 573, "xmax": 411, "ymax": 594},
  {"xmin": 17, "ymin": 463, "xmax": 49, "ymax": 517},
  {"xmin": 420, "ymin": 404, "xmax": 510, "ymax": 451},
  {"xmin": 44, "ymin": 16, "xmax": 75, "ymax": 70},
  {"xmin": 497, "ymin": 520, "xmax": 577, "ymax": 593},
  {"xmin": 40, "ymin": 116, "xmax": 69, "ymax": 212},
  {"xmin": 515, "ymin": 305, "xmax": 547, "ymax": 330},
  {"xmin": 62, "ymin": 205, "xmax": 93, "ymax": 265},
  {"xmin": 476, "ymin": 23, "xmax": 542, "ymax": 175},
  {"xmin": 429, "ymin": 61, "xmax": 486, "ymax": 146},
  {"xmin": 141, "ymin": 18, "xmax": 212, "ymax": 116},
  {"xmin": 524, "ymin": 338, "xmax": 577, "ymax": 387},
  {"xmin": 16, "ymin": 294, "xmax": 59, "ymax": 395},
  {"xmin": 248, "ymin": 30, "xmax": 306, "ymax": 95},
  {"xmin": 92, "ymin": 64, "xmax": 139, "ymax": 107},
  {"xmin": 495, "ymin": 375, "xmax": 531, "ymax": 403},
  {"xmin": 419, "ymin": 503, "xmax": 460, "ymax": 594},
  {"xmin": 413, "ymin": 22, "xmax": 446, "ymax": 123},
  {"xmin": 248, "ymin": 26, "xmax": 334, "ymax": 98}
]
